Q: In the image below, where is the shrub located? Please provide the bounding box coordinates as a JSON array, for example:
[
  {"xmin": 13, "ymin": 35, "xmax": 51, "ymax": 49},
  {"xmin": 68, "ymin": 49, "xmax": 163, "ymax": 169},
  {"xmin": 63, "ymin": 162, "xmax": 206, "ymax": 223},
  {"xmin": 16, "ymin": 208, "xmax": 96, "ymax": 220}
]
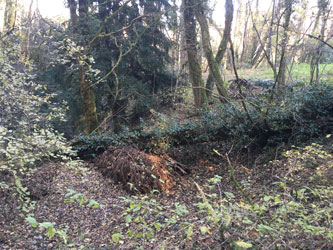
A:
[{"xmin": 0, "ymin": 36, "xmax": 75, "ymax": 217}]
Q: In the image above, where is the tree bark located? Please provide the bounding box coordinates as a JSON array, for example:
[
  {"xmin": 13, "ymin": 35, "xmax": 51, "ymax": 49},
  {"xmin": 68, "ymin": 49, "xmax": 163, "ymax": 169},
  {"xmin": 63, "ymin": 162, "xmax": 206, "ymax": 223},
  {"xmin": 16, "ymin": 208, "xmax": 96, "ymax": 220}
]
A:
[
  {"xmin": 275, "ymin": 0, "xmax": 293, "ymax": 88},
  {"xmin": 80, "ymin": 66, "xmax": 99, "ymax": 134},
  {"xmin": 67, "ymin": 0, "xmax": 100, "ymax": 134},
  {"xmin": 266, "ymin": 0, "xmax": 276, "ymax": 62},
  {"xmin": 20, "ymin": 0, "xmax": 34, "ymax": 62},
  {"xmin": 249, "ymin": 0, "xmax": 260, "ymax": 64},
  {"xmin": 183, "ymin": 0, "xmax": 207, "ymax": 107},
  {"xmin": 239, "ymin": 2, "xmax": 250, "ymax": 63},
  {"xmin": 194, "ymin": 0, "xmax": 230, "ymax": 103},
  {"xmin": 310, "ymin": 0, "xmax": 330, "ymax": 84},
  {"xmin": 206, "ymin": 0, "xmax": 233, "ymax": 100},
  {"xmin": 68, "ymin": 0, "xmax": 78, "ymax": 32},
  {"xmin": 3, "ymin": 0, "xmax": 17, "ymax": 31}
]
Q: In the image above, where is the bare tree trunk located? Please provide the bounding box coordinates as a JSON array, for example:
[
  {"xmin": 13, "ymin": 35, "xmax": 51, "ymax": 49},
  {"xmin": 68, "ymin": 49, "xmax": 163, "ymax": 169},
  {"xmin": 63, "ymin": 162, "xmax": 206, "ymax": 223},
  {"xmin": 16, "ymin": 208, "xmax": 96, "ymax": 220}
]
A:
[
  {"xmin": 68, "ymin": 0, "xmax": 78, "ymax": 33},
  {"xmin": 267, "ymin": 0, "xmax": 276, "ymax": 62},
  {"xmin": 249, "ymin": 0, "xmax": 260, "ymax": 64},
  {"xmin": 79, "ymin": 66, "xmax": 99, "ymax": 133},
  {"xmin": 233, "ymin": 0, "xmax": 243, "ymax": 62},
  {"xmin": 275, "ymin": 0, "xmax": 293, "ymax": 88},
  {"xmin": 251, "ymin": 8, "xmax": 277, "ymax": 80},
  {"xmin": 310, "ymin": 0, "xmax": 330, "ymax": 84},
  {"xmin": 250, "ymin": 1, "xmax": 276, "ymax": 67},
  {"xmin": 21, "ymin": 0, "xmax": 34, "ymax": 62},
  {"xmin": 178, "ymin": 0, "xmax": 188, "ymax": 87},
  {"xmin": 183, "ymin": 0, "xmax": 207, "ymax": 107},
  {"xmin": 240, "ymin": 2, "xmax": 250, "ymax": 63},
  {"xmin": 206, "ymin": 0, "xmax": 233, "ymax": 100},
  {"xmin": 251, "ymin": 32, "xmax": 269, "ymax": 67}
]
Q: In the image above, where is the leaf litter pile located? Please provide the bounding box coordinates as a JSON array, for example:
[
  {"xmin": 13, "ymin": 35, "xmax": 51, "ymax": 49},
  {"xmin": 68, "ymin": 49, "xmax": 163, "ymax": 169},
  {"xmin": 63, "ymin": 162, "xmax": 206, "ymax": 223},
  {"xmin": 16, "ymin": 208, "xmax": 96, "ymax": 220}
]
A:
[
  {"xmin": 94, "ymin": 146, "xmax": 185, "ymax": 194},
  {"xmin": 1, "ymin": 137, "xmax": 333, "ymax": 249}
]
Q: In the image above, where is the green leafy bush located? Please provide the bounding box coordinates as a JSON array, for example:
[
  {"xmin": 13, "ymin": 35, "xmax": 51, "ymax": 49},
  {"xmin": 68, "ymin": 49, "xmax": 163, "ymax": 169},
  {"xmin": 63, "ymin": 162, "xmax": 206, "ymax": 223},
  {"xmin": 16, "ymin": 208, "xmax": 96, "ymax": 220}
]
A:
[
  {"xmin": 73, "ymin": 81, "xmax": 333, "ymax": 159},
  {"xmin": 0, "ymin": 36, "xmax": 75, "ymax": 217}
]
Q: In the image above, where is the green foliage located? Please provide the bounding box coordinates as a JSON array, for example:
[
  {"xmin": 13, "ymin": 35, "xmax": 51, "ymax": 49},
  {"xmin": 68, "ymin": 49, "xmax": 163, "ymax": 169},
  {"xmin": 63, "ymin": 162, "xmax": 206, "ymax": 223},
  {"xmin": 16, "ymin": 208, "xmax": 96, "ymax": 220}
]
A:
[
  {"xmin": 110, "ymin": 193, "xmax": 201, "ymax": 248},
  {"xmin": 25, "ymin": 188, "xmax": 103, "ymax": 244},
  {"xmin": 197, "ymin": 137, "xmax": 332, "ymax": 248},
  {"xmin": 64, "ymin": 188, "xmax": 102, "ymax": 208},
  {"xmin": 42, "ymin": 0, "xmax": 175, "ymax": 135},
  {"xmin": 73, "ymin": 81, "xmax": 333, "ymax": 159},
  {"xmin": 26, "ymin": 216, "xmax": 68, "ymax": 243},
  {"xmin": 0, "ymin": 34, "xmax": 75, "ymax": 217}
]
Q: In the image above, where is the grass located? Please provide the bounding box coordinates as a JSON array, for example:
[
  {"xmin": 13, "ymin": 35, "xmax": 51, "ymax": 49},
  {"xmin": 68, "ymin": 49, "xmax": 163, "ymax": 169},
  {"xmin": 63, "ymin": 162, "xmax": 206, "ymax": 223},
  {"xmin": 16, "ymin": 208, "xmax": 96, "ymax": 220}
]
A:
[{"xmin": 225, "ymin": 63, "xmax": 333, "ymax": 83}]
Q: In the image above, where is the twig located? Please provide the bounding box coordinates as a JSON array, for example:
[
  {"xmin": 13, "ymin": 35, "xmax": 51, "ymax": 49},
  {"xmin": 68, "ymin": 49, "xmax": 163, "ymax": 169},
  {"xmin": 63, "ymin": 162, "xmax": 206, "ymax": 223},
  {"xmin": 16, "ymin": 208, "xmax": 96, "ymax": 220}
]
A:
[{"xmin": 194, "ymin": 182, "xmax": 217, "ymax": 218}]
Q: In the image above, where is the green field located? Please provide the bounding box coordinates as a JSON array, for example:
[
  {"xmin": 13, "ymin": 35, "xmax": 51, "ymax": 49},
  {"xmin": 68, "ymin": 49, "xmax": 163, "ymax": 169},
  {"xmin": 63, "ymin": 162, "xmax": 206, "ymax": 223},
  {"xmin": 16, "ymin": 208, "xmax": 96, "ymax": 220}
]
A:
[{"xmin": 226, "ymin": 63, "xmax": 333, "ymax": 82}]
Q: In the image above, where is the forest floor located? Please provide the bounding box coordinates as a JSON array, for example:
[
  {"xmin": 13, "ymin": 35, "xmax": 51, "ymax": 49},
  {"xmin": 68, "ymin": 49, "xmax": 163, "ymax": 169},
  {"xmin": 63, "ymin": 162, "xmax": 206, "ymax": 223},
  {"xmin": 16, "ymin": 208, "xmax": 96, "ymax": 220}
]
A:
[{"xmin": 1, "ymin": 133, "xmax": 332, "ymax": 249}]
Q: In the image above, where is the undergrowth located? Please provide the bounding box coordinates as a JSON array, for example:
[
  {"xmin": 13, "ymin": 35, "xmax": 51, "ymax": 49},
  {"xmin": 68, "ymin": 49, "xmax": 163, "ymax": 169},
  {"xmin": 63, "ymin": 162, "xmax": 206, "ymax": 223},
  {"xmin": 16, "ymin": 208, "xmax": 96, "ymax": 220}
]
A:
[
  {"xmin": 106, "ymin": 135, "xmax": 332, "ymax": 249},
  {"xmin": 73, "ymin": 81, "xmax": 333, "ymax": 159}
]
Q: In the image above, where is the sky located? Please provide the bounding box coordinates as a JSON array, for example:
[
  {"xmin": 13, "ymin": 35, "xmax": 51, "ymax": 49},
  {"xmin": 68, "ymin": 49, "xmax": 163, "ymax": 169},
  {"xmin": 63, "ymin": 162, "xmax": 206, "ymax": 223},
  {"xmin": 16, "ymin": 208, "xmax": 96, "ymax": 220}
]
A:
[
  {"xmin": 36, "ymin": 0, "xmax": 226, "ymax": 24},
  {"xmin": 27, "ymin": 0, "xmax": 318, "ymax": 26},
  {"xmin": 37, "ymin": 0, "xmax": 69, "ymax": 18}
]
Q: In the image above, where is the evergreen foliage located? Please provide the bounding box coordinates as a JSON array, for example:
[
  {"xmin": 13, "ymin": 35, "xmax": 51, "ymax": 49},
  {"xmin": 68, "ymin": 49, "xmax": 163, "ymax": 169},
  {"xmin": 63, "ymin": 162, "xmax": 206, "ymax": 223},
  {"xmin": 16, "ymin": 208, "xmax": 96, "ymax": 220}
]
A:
[{"xmin": 42, "ymin": 0, "xmax": 175, "ymax": 135}]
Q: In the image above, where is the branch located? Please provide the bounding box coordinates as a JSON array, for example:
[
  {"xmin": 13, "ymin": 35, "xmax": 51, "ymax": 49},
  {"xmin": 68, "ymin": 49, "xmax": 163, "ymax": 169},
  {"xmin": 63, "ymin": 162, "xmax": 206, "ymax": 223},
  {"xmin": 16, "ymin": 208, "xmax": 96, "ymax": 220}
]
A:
[
  {"xmin": 273, "ymin": 22, "xmax": 333, "ymax": 50},
  {"xmin": 90, "ymin": 0, "xmax": 131, "ymax": 44},
  {"xmin": 89, "ymin": 15, "xmax": 147, "ymax": 46},
  {"xmin": 90, "ymin": 26, "xmax": 147, "ymax": 87}
]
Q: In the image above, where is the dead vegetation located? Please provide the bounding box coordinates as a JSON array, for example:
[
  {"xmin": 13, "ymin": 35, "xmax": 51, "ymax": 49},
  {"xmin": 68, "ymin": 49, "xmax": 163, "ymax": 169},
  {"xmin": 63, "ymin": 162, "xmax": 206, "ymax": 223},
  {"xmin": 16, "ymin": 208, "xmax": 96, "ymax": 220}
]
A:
[
  {"xmin": 1, "ymin": 135, "xmax": 332, "ymax": 249},
  {"xmin": 94, "ymin": 146, "xmax": 185, "ymax": 193}
]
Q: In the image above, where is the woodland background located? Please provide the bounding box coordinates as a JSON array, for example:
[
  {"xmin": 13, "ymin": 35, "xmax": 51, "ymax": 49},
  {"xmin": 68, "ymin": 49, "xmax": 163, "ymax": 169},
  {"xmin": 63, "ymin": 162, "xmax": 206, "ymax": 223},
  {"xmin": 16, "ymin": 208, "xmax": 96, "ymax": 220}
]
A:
[{"xmin": 0, "ymin": 0, "xmax": 332, "ymax": 249}]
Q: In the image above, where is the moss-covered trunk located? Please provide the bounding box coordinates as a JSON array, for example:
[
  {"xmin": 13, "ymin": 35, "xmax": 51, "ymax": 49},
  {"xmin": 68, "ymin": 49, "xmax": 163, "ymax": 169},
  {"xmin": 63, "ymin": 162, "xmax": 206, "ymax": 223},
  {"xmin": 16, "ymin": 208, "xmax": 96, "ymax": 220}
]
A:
[
  {"xmin": 3, "ymin": 0, "xmax": 17, "ymax": 31},
  {"xmin": 183, "ymin": 0, "xmax": 207, "ymax": 108},
  {"xmin": 79, "ymin": 66, "xmax": 99, "ymax": 134},
  {"xmin": 67, "ymin": 0, "xmax": 100, "ymax": 134},
  {"xmin": 194, "ymin": 0, "xmax": 230, "ymax": 103},
  {"xmin": 206, "ymin": 0, "xmax": 233, "ymax": 100}
]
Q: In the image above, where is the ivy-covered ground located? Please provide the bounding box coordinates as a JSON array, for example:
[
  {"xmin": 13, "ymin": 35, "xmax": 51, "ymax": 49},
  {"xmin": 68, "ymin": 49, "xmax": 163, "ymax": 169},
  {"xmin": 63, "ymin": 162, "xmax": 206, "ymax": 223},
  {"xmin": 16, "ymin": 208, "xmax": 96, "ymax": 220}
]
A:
[{"xmin": 1, "ymin": 133, "xmax": 332, "ymax": 249}]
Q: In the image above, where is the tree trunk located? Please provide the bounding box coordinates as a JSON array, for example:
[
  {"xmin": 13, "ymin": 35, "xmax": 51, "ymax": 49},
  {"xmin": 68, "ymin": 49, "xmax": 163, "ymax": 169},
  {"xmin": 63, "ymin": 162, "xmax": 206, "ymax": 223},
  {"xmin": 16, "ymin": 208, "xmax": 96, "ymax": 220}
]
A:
[
  {"xmin": 80, "ymin": 66, "xmax": 99, "ymax": 134},
  {"xmin": 67, "ymin": 0, "xmax": 100, "ymax": 134},
  {"xmin": 194, "ymin": 0, "xmax": 230, "ymax": 103},
  {"xmin": 266, "ymin": 0, "xmax": 276, "ymax": 62},
  {"xmin": 310, "ymin": 0, "xmax": 330, "ymax": 84},
  {"xmin": 3, "ymin": 0, "xmax": 17, "ymax": 31},
  {"xmin": 248, "ymin": 0, "xmax": 260, "ymax": 64},
  {"xmin": 68, "ymin": 0, "xmax": 78, "ymax": 32},
  {"xmin": 240, "ymin": 2, "xmax": 250, "ymax": 63},
  {"xmin": 206, "ymin": 0, "xmax": 233, "ymax": 100},
  {"xmin": 183, "ymin": 0, "xmax": 207, "ymax": 107},
  {"xmin": 20, "ymin": 0, "xmax": 34, "ymax": 62},
  {"xmin": 178, "ymin": 0, "xmax": 188, "ymax": 87},
  {"xmin": 275, "ymin": 0, "xmax": 293, "ymax": 88}
]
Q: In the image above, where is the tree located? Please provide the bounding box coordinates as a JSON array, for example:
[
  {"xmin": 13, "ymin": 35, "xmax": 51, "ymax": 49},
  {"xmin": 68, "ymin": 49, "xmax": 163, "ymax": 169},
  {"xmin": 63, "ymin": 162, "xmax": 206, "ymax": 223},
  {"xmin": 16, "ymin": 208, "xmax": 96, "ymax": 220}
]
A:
[
  {"xmin": 275, "ymin": 0, "xmax": 293, "ymax": 88},
  {"xmin": 193, "ymin": 0, "xmax": 230, "ymax": 103},
  {"xmin": 310, "ymin": 0, "xmax": 330, "ymax": 83},
  {"xmin": 206, "ymin": 0, "xmax": 234, "ymax": 100},
  {"xmin": 58, "ymin": 0, "xmax": 174, "ymax": 133},
  {"xmin": 0, "ymin": 32, "xmax": 73, "ymax": 216},
  {"xmin": 67, "ymin": 0, "xmax": 99, "ymax": 134},
  {"xmin": 3, "ymin": 0, "xmax": 17, "ymax": 31},
  {"xmin": 183, "ymin": 0, "xmax": 207, "ymax": 107},
  {"xmin": 20, "ymin": 0, "xmax": 34, "ymax": 62}
]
